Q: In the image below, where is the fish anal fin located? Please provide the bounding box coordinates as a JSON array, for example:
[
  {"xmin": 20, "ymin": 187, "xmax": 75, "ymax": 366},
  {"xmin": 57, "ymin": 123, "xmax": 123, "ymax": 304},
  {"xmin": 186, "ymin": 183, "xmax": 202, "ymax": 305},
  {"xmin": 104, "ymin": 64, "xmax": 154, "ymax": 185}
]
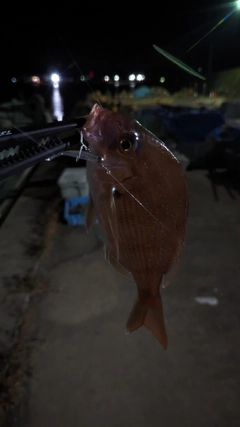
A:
[
  {"xmin": 126, "ymin": 294, "xmax": 168, "ymax": 349},
  {"xmin": 85, "ymin": 194, "xmax": 96, "ymax": 232},
  {"xmin": 161, "ymin": 247, "xmax": 183, "ymax": 289},
  {"xmin": 104, "ymin": 244, "xmax": 133, "ymax": 282}
]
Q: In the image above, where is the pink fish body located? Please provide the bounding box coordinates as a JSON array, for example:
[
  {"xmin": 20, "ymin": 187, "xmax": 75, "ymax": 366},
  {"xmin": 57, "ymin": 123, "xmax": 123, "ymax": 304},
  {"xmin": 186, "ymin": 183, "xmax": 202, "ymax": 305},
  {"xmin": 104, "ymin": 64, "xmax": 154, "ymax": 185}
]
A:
[{"xmin": 82, "ymin": 104, "xmax": 188, "ymax": 348}]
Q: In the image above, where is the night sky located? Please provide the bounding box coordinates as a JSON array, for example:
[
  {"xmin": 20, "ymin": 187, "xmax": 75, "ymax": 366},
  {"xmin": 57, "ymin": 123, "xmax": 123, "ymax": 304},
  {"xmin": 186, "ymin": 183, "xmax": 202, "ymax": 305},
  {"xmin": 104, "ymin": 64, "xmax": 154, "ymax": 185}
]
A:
[{"xmin": 1, "ymin": 1, "xmax": 240, "ymax": 84}]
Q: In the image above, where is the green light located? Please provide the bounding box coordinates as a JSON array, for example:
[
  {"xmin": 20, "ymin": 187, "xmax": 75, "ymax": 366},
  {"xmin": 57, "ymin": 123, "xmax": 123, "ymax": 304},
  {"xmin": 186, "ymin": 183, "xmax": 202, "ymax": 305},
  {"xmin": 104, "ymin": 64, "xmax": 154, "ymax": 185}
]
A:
[{"xmin": 160, "ymin": 77, "xmax": 165, "ymax": 83}]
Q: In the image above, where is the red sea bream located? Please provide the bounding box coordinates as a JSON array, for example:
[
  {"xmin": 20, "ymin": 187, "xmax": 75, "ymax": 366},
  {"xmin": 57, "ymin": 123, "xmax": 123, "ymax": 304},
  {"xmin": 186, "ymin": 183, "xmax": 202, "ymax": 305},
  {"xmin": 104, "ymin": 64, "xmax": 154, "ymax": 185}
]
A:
[{"xmin": 82, "ymin": 104, "xmax": 189, "ymax": 349}]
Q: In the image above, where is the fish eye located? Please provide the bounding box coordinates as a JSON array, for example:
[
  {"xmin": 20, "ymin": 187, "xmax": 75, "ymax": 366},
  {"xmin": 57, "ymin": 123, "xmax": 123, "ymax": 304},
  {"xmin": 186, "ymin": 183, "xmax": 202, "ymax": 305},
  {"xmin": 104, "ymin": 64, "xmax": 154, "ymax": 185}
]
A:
[
  {"xmin": 120, "ymin": 139, "xmax": 132, "ymax": 151},
  {"xmin": 119, "ymin": 135, "xmax": 136, "ymax": 154}
]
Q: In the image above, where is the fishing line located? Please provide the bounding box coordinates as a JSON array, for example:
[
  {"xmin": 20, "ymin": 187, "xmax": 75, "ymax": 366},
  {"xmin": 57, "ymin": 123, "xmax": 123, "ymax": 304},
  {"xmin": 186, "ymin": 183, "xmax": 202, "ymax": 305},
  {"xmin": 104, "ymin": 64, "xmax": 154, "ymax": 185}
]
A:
[
  {"xmin": 186, "ymin": 8, "xmax": 236, "ymax": 53},
  {"xmin": 49, "ymin": 23, "xmax": 103, "ymax": 108},
  {"xmin": 100, "ymin": 163, "xmax": 159, "ymax": 223},
  {"xmin": 3, "ymin": 122, "xmax": 42, "ymax": 145}
]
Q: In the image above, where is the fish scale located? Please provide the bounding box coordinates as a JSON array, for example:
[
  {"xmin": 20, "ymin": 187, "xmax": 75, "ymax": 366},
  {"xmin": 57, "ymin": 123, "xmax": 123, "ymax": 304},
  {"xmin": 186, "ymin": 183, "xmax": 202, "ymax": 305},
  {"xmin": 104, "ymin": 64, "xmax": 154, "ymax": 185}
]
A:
[
  {"xmin": 116, "ymin": 195, "xmax": 155, "ymax": 279},
  {"xmin": 116, "ymin": 191, "xmax": 175, "ymax": 285}
]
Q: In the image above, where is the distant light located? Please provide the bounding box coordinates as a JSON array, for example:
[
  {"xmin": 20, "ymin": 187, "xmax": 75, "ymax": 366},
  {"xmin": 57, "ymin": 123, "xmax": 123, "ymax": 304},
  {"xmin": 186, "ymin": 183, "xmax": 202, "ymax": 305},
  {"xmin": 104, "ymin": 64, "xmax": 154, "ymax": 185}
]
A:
[
  {"xmin": 128, "ymin": 74, "xmax": 135, "ymax": 81},
  {"xmin": 198, "ymin": 67, "xmax": 202, "ymax": 73},
  {"xmin": 51, "ymin": 73, "xmax": 60, "ymax": 83},
  {"xmin": 11, "ymin": 77, "xmax": 17, "ymax": 83},
  {"xmin": 51, "ymin": 73, "xmax": 60, "ymax": 88},
  {"xmin": 136, "ymin": 74, "xmax": 145, "ymax": 81},
  {"xmin": 160, "ymin": 77, "xmax": 165, "ymax": 83},
  {"xmin": 31, "ymin": 75, "xmax": 40, "ymax": 84},
  {"xmin": 114, "ymin": 74, "xmax": 120, "ymax": 81},
  {"xmin": 80, "ymin": 75, "xmax": 86, "ymax": 81},
  {"xmin": 104, "ymin": 75, "xmax": 110, "ymax": 82}
]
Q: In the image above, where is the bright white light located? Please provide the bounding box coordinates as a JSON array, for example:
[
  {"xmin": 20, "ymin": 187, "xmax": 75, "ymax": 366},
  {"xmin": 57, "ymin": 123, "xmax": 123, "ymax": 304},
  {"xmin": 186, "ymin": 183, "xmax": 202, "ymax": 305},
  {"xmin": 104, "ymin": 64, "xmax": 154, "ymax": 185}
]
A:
[
  {"xmin": 51, "ymin": 73, "xmax": 60, "ymax": 83},
  {"xmin": 104, "ymin": 75, "xmax": 110, "ymax": 82},
  {"xmin": 237, "ymin": 0, "xmax": 240, "ymax": 9},
  {"xmin": 160, "ymin": 76, "xmax": 165, "ymax": 83},
  {"xmin": 51, "ymin": 73, "xmax": 60, "ymax": 88},
  {"xmin": 128, "ymin": 74, "xmax": 135, "ymax": 81},
  {"xmin": 136, "ymin": 74, "xmax": 145, "ymax": 81},
  {"xmin": 114, "ymin": 74, "xmax": 120, "ymax": 81}
]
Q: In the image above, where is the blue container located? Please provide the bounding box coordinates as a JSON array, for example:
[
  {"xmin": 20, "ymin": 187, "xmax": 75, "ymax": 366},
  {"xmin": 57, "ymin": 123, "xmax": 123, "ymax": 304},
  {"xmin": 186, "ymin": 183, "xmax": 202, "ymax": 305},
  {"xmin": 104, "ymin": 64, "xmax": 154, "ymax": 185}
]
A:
[{"xmin": 64, "ymin": 196, "xmax": 89, "ymax": 226}]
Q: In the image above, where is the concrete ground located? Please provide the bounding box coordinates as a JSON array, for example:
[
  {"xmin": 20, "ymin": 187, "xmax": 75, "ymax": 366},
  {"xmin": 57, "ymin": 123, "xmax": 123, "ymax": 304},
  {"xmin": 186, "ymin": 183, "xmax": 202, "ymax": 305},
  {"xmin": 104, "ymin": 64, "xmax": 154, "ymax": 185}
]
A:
[{"xmin": 1, "ymin": 157, "xmax": 240, "ymax": 427}]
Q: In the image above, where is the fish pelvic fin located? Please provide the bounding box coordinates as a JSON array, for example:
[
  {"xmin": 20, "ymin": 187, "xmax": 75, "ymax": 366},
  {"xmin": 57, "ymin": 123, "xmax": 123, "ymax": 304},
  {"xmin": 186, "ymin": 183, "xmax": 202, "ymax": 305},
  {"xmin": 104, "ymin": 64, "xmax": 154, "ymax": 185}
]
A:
[{"xmin": 126, "ymin": 294, "xmax": 168, "ymax": 349}]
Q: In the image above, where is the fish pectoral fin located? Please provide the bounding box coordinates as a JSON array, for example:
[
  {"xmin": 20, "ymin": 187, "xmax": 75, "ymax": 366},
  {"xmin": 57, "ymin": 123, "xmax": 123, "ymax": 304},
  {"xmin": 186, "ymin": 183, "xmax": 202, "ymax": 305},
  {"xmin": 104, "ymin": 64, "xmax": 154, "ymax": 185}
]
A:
[
  {"xmin": 126, "ymin": 295, "xmax": 168, "ymax": 349},
  {"xmin": 85, "ymin": 194, "xmax": 96, "ymax": 232},
  {"xmin": 104, "ymin": 244, "xmax": 133, "ymax": 282},
  {"xmin": 108, "ymin": 189, "xmax": 119, "ymax": 259}
]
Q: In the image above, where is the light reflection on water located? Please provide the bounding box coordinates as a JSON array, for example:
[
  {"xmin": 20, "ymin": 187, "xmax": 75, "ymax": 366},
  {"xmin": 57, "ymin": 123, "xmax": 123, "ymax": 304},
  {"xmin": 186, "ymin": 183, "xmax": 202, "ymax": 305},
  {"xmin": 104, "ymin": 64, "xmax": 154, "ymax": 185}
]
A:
[{"xmin": 52, "ymin": 86, "xmax": 64, "ymax": 121}]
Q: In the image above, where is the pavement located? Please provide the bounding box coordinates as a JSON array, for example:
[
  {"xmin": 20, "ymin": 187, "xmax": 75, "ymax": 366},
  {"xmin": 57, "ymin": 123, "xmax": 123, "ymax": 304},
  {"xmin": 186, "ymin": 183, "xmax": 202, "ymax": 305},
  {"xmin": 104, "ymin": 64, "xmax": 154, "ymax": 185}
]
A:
[{"xmin": 0, "ymin": 153, "xmax": 240, "ymax": 427}]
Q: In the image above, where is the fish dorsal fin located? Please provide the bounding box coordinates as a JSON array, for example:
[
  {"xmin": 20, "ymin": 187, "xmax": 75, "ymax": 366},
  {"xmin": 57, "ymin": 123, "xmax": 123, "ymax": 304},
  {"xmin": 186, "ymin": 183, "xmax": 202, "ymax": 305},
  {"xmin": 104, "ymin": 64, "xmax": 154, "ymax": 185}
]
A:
[
  {"xmin": 161, "ymin": 246, "xmax": 183, "ymax": 289},
  {"xmin": 85, "ymin": 194, "xmax": 96, "ymax": 232},
  {"xmin": 104, "ymin": 244, "xmax": 134, "ymax": 282}
]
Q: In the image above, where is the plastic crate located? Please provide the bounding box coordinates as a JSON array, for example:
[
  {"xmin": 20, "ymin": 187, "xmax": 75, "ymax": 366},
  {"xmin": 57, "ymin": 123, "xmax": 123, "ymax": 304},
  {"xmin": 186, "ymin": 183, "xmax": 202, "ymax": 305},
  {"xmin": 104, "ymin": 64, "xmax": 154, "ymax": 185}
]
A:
[
  {"xmin": 58, "ymin": 167, "xmax": 89, "ymax": 199},
  {"xmin": 64, "ymin": 196, "xmax": 89, "ymax": 226}
]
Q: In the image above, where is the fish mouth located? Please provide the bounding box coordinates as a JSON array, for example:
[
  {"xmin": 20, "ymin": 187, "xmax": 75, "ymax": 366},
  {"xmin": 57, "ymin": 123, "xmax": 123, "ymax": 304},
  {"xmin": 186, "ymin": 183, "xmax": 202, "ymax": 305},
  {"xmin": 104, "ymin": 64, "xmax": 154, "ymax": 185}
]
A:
[
  {"xmin": 82, "ymin": 103, "xmax": 118, "ymax": 153},
  {"xmin": 83, "ymin": 104, "xmax": 103, "ymax": 130},
  {"xmin": 82, "ymin": 104, "xmax": 109, "ymax": 140}
]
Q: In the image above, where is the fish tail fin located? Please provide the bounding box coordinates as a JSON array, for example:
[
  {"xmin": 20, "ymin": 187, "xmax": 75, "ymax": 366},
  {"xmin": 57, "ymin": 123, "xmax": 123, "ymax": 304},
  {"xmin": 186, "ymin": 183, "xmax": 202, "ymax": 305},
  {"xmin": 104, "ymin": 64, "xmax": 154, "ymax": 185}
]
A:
[{"xmin": 126, "ymin": 294, "xmax": 168, "ymax": 349}]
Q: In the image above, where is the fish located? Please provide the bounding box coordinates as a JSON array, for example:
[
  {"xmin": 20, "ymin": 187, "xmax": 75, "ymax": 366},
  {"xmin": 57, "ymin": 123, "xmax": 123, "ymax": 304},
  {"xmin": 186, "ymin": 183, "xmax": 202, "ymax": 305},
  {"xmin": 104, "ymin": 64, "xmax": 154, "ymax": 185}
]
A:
[{"xmin": 82, "ymin": 103, "xmax": 189, "ymax": 349}]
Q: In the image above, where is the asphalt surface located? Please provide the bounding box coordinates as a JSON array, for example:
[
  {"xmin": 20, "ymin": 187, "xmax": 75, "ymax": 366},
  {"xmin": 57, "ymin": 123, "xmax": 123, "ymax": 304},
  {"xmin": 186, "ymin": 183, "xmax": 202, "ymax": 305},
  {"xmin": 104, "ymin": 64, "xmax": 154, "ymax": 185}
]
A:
[{"xmin": 1, "ymin": 156, "xmax": 240, "ymax": 427}]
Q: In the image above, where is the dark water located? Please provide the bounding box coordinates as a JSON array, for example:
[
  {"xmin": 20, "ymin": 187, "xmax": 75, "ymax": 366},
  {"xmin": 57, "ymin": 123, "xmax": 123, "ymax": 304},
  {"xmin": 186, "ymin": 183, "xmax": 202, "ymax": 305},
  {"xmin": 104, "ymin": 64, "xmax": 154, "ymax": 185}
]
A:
[
  {"xmin": 0, "ymin": 80, "xmax": 120, "ymax": 127},
  {"xmin": 0, "ymin": 81, "xmax": 86, "ymax": 115}
]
